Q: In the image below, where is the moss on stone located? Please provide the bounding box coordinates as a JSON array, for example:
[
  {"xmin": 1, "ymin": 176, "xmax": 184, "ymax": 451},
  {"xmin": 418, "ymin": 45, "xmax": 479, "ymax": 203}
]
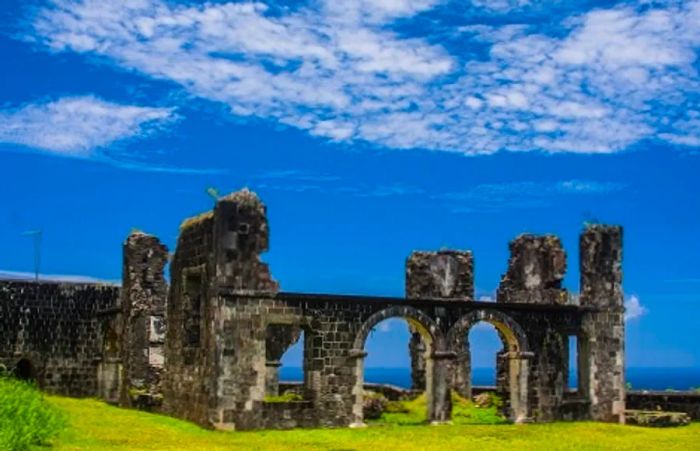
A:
[{"xmin": 179, "ymin": 210, "xmax": 214, "ymax": 231}]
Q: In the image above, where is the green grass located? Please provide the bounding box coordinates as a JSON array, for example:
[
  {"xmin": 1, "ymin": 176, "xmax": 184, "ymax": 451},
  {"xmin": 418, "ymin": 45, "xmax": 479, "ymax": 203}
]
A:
[
  {"xmin": 43, "ymin": 395, "xmax": 700, "ymax": 451},
  {"xmin": 371, "ymin": 393, "xmax": 506, "ymax": 426},
  {"xmin": 0, "ymin": 377, "xmax": 65, "ymax": 451}
]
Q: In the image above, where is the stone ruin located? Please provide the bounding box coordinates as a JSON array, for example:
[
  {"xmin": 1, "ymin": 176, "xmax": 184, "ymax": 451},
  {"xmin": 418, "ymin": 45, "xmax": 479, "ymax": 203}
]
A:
[{"xmin": 0, "ymin": 188, "xmax": 630, "ymax": 429}]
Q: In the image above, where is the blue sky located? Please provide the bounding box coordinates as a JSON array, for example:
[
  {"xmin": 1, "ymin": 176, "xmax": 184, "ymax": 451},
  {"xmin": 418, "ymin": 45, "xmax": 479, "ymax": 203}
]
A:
[{"xmin": 0, "ymin": 0, "xmax": 699, "ymax": 370}]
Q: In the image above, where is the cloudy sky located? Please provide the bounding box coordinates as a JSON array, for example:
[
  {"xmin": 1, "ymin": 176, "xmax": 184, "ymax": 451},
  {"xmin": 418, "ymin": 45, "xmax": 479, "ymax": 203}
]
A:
[{"xmin": 0, "ymin": 0, "xmax": 699, "ymax": 373}]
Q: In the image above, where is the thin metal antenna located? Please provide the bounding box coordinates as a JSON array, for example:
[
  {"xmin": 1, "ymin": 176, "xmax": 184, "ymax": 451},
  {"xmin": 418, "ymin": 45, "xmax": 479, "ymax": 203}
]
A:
[{"xmin": 21, "ymin": 230, "xmax": 42, "ymax": 282}]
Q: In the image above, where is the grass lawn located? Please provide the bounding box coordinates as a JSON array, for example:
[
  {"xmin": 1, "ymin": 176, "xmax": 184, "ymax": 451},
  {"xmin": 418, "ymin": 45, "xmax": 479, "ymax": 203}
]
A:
[{"xmin": 46, "ymin": 396, "xmax": 700, "ymax": 451}]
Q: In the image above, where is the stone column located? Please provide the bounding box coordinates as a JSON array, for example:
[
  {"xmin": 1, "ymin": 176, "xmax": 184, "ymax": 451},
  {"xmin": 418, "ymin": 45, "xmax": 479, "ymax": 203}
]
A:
[
  {"xmin": 349, "ymin": 349, "xmax": 369, "ymax": 427},
  {"xmin": 429, "ymin": 351, "xmax": 454, "ymax": 424},
  {"xmin": 504, "ymin": 351, "xmax": 533, "ymax": 423},
  {"xmin": 408, "ymin": 328, "xmax": 427, "ymax": 390},
  {"xmin": 451, "ymin": 345, "xmax": 471, "ymax": 399},
  {"xmin": 120, "ymin": 232, "xmax": 168, "ymax": 410},
  {"xmin": 579, "ymin": 225, "xmax": 625, "ymax": 423},
  {"xmin": 405, "ymin": 250, "xmax": 473, "ymax": 394}
]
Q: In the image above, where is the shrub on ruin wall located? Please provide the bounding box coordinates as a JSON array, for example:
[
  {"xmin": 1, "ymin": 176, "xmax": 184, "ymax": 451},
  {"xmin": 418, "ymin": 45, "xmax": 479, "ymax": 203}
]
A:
[
  {"xmin": 0, "ymin": 373, "xmax": 66, "ymax": 451},
  {"xmin": 363, "ymin": 391, "xmax": 389, "ymax": 420}
]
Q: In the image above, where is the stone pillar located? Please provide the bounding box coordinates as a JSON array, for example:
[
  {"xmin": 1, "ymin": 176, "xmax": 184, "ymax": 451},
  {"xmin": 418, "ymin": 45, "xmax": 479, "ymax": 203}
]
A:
[
  {"xmin": 505, "ymin": 351, "xmax": 533, "ymax": 423},
  {"xmin": 579, "ymin": 225, "xmax": 625, "ymax": 423},
  {"xmin": 408, "ymin": 329, "xmax": 426, "ymax": 390},
  {"xmin": 451, "ymin": 345, "xmax": 471, "ymax": 399},
  {"xmin": 405, "ymin": 250, "xmax": 473, "ymax": 393},
  {"xmin": 497, "ymin": 234, "xmax": 568, "ymax": 304},
  {"xmin": 350, "ymin": 349, "xmax": 369, "ymax": 427},
  {"xmin": 120, "ymin": 232, "xmax": 168, "ymax": 410},
  {"xmin": 429, "ymin": 351, "xmax": 454, "ymax": 424}
]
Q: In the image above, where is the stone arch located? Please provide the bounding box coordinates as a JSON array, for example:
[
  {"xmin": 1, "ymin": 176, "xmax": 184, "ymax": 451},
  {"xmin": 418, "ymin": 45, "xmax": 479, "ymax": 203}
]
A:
[
  {"xmin": 446, "ymin": 309, "xmax": 529, "ymax": 353},
  {"xmin": 447, "ymin": 310, "xmax": 531, "ymax": 423},
  {"xmin": 350, "ymin": 305, "xmax": 448, "ymax": 426},
  {"xmin": 14, "ymin": 358, "xmax": 36, "ymax": 382},
  {"xmin": 353, "ymin": 305, "xmax": 444, "ymax": 352}
]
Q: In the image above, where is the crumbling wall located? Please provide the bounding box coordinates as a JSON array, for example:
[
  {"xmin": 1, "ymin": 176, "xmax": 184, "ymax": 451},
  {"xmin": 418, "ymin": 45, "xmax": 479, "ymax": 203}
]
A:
[
  {"xmin": 495, "ymin": 234, "xmax": 573, "ymax": 421},
  {"xmin": 406, "ymin": 250, "xmax": 474, "ymax": 300},
  {"xmin": 162, "ymin": 211, "xmax": 215, "ymax": 426},
  {"xmin": 0, "ymin": 280, "xmax": 120, "ymax": 397},
  {"xmin": 579, "ymin": 224, "xmax": 625, "ymax": 422},
  {"xmin": 405, "ymin": 250, "xmax": 473, "ymax": 393},
  {"xmin": 163, "ymin": 189, "xmax": 280, "ymax": 428},
  {"xmin": 626, "ymin": 391, "xmax": 700, "ymax": 420},
  {"xmin": 120, "ymin": 232, "xmax": 168, "ymax": 410},
  {"xmin": 497, "ymin": 234, "xmax": 568, "ymax": 304}
]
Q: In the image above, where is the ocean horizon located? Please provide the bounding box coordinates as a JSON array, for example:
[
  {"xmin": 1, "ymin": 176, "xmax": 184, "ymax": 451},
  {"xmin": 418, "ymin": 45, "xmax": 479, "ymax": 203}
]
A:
[{"xmin": 280, "ymin": 367, "xmax": 700, "ymax": 391}]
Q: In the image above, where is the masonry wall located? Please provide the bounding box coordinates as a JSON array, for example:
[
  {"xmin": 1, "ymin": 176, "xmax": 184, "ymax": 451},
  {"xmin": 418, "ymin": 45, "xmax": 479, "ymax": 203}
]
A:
[
  {"xmin": 162, "ymin": 212, "xmax": 216, "ymax": 426},
  {"xmin": 121, "ymin": 232, "xmax": 169, "ymax": 409},
  {"xmin": 495, "ymin": 234, "xmax": 573, "ymax": 421},
  {"xmin": 0, "ymin": 280, "xmax": 120, "ymax": 397},
  {"xmin": 405, "ymin": 250, "xmax": 473, "ymax": 394},
  {"xmin": 164, "ymin": 189, "xmax": 281, "ymax": 429},
  {"xmin": 626, "ymin": 391, "xmax": 700, "ymax": 420},
  {"xmin": 579, "ymin": 225, "xmax": 625, "ymax": 422}
]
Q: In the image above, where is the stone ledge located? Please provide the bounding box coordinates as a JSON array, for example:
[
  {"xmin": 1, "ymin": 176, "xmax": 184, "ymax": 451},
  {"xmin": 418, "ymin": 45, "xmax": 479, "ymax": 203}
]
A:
[{"xmin": 625, "ymin": 409, "xmax": 690, "ymax": 427}]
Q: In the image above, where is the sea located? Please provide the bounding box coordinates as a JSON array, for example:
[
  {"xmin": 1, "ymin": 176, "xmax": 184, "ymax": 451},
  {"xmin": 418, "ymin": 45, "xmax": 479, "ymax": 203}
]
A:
[{"xmin": 280, "ymin": 367, "xmax": 700, "ymax": 391}]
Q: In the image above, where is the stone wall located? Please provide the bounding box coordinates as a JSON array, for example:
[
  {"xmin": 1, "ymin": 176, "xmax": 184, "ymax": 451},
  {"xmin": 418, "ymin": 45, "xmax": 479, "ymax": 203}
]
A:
[
  {"xmin": 406, "ymin": 250, "xmax": 474, "ymax": 300},
  {"xmin": 497, "ymin": 234, "xmax": 568, "ymax": 305},
  {"xmin": 120, "ymin": 232, "xmax": 169, "ymax": 409},
  {"xmin": 262, "ymin": 401, "xmax": 316, "ymax": 429},
  {"xmin": 0, "ymin": 280, "xmax": 120, "ymax": 397},
  {"xmin": 405, "ymin": 250, "xmax": 473, "ymax": 393},
  {"xmin": 579, "ymin": 225, "xmax": 625, "ymax": 422},
  {"xmin": 163, "ymin": 189, "xmax": 280, "ymax": 429},
  {"xmin": 626, "ymin": 391, "xmax": 700, "ymax": 420},
  {"xmin": 0, "ymin": 188, "xmax": 630, "ymax": 432},
  {"xmin": 161, "ymin": 209, "xmax": 216, "ymax": 426}
]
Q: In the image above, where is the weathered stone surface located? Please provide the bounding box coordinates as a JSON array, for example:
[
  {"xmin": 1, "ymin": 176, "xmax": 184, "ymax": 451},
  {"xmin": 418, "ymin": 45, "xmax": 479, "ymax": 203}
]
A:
[
  {"xmin": 120, "ymin": 232, "xmax": 168, "ymax": 410},
  {"xmin": 406, "ymin": 250, "xmax": 474, "ymax": 300},
  {"xmin": 0, "ymin": 280, "xmax": 120, "ymax": 397},
  {"xmin": 497, "ymin": 234, "xmax": 568, "ymax": 304},
  {"xmin": 408, "ymin": 330, "xmax": 426, "ymax": 390},
  {"xmin": 405, "ymin": 250, "xmax": 472, "ymax": 395},
  {"xmin": 627, "ymin": 391, "xmax": 700, "ymax": 420},
  {"xmin": 624, "ymin": 409, "xmax": 690, "ymax": 427},
  {"xmin": 579, "ymin": 224, "xmax": 625, "ymax": 423}
]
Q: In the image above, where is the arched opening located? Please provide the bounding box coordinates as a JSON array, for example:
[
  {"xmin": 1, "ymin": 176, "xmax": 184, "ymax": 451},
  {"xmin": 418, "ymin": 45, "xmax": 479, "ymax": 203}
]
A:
[
  {"xmin": 264, "ymin": 324, "xmax": 303, "ymax": 400},
  {"xmin": 448, "ymin": 310, "xmax": 530, "ymax": 423},
  {"xmin": 14, "ymin": 359, "xmax": 35, "ymax": 382},
  {"xmin": 362, "ymin": 317, "xmax": 431, "ymax": 424},
  {"xmin": 351, "ymin": 307, "xmax": 446, "ymax": 426},
  {"xmin": 468, "ymin": 322, "xmax": 505, "ymax": 389}
]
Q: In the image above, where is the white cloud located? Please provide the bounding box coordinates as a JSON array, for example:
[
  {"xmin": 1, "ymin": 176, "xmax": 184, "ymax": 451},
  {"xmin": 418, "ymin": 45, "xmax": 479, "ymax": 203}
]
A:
[
  {"xmin": 624, "ymin": 294, "xmax": 648, "ymax": 321},
  {"xmin": 25, "ymin": 0, "xmax": 700, "ymax": 154},
  {"xmin": 0, "ymin": 96, "xmax": 175, "ymax": 156}
]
